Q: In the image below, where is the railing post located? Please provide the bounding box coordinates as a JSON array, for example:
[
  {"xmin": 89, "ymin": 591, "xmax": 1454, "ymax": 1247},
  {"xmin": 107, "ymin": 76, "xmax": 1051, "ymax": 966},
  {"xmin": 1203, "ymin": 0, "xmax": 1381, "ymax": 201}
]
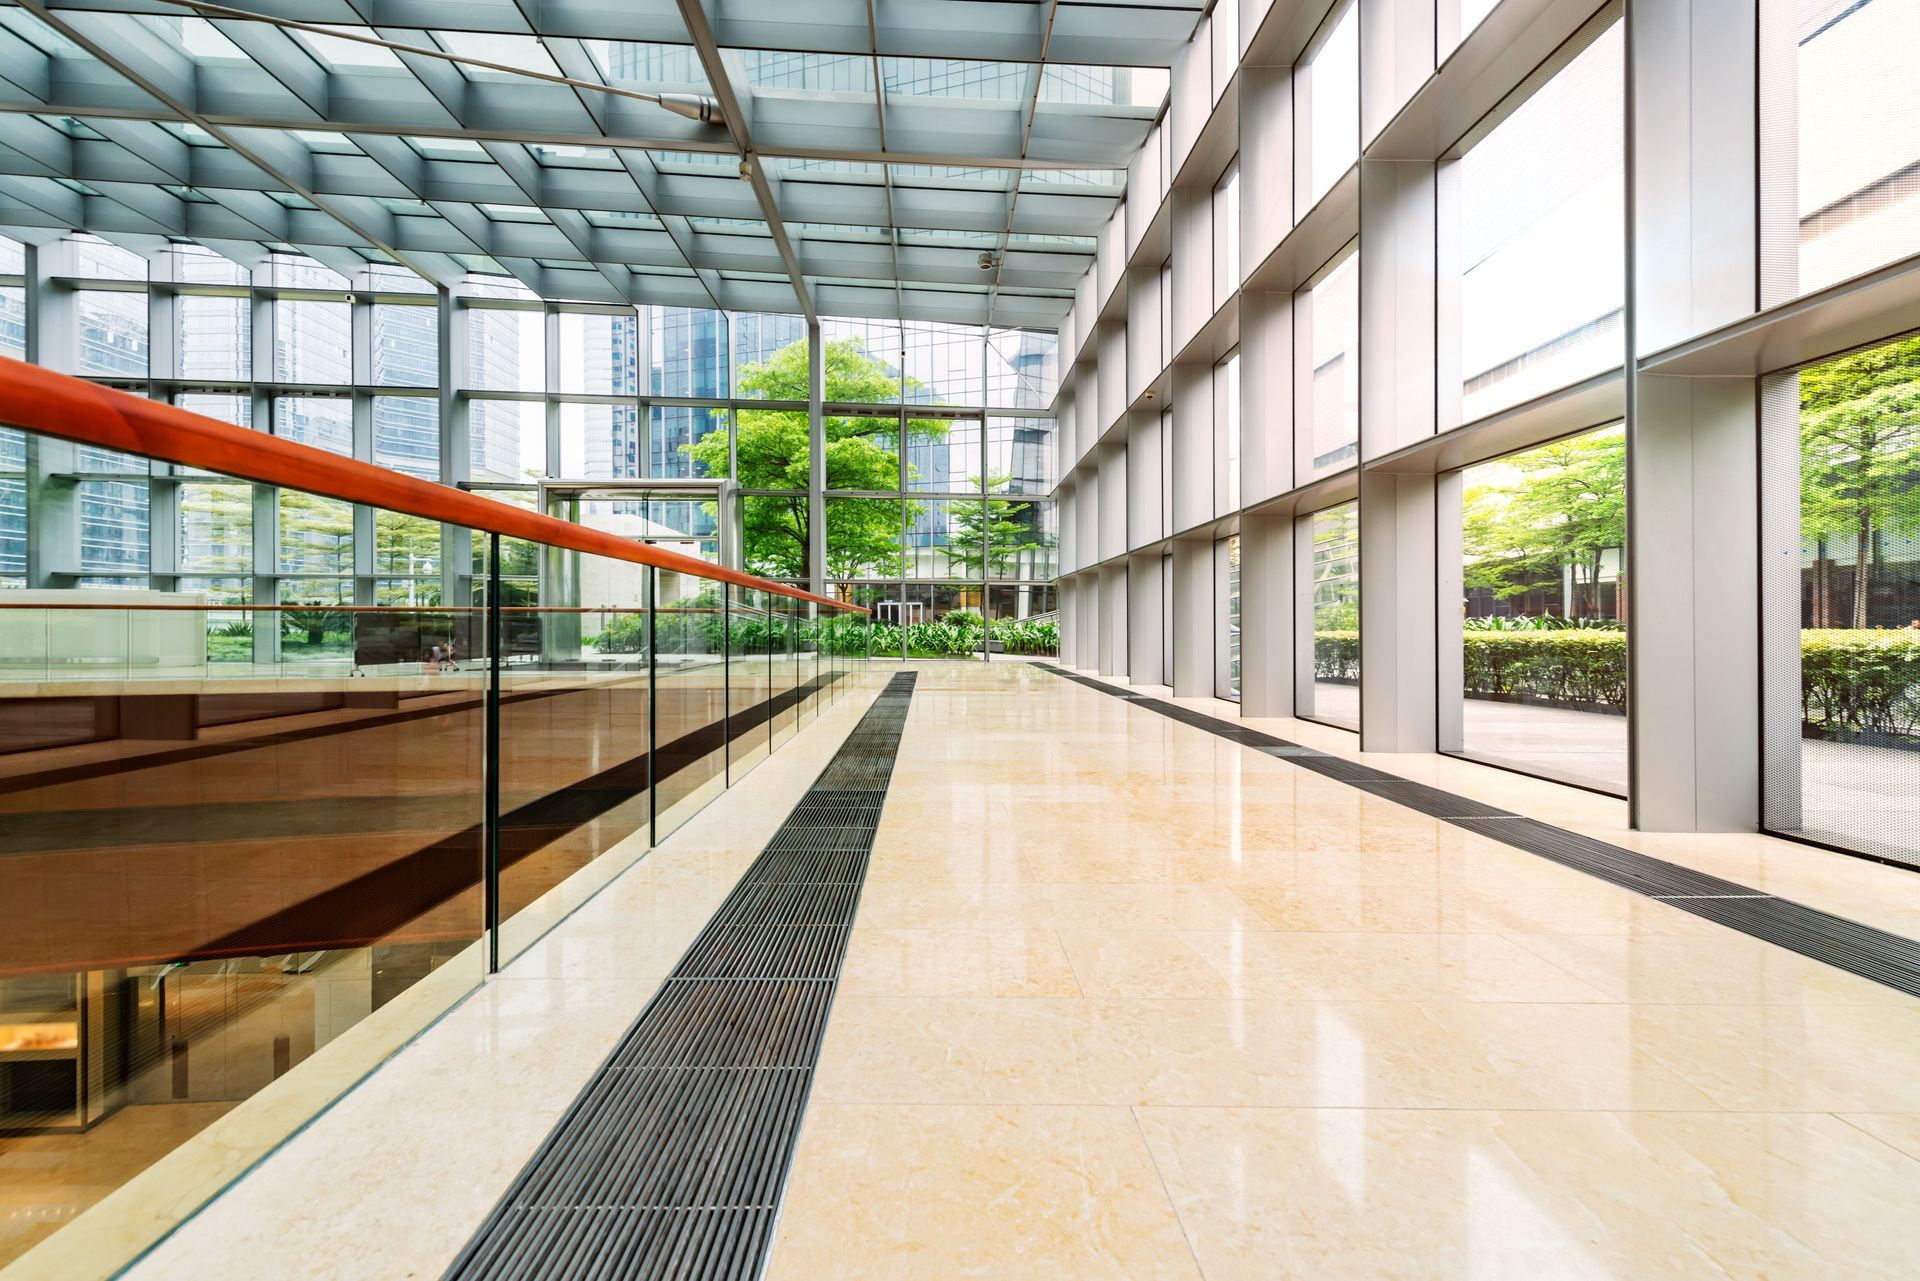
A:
[
  {"xmin": 721, "ymin": 588, "xmax": 732, "ymax": 788},
  {"xmin": 484, "ymin": 532, "xmax": 502, "ymax": 975},
  {"xmin": 646, "ymin": 566, "xmax": 658, "ymax": 851}
]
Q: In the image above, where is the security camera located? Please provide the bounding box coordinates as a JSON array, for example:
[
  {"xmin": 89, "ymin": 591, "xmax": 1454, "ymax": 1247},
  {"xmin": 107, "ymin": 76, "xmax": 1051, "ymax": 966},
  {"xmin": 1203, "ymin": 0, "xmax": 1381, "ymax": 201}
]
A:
[{"xmin": 977, "ymin": 251, "xmax": 997, "ymax": 271}]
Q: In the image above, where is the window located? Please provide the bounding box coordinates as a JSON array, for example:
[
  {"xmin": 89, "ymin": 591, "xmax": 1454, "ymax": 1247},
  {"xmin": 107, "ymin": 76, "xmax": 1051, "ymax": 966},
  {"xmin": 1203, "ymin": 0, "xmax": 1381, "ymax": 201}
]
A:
[
  {"xmin": 1456, "ymin": 24, "xmax": 1623, "ymax": 422},
  {"xmin": 1305, "ymin": 501, "xmax": 1359, "ymax": 730},
  {"xmin": 178, "ymin": 482, "xmax": 253, "ymax": 574},
  {"xmin": 274, "ymin": 397, "xmax": 352, "ymax": 455},
  {"xmin": 1211, "ymin": 160, "xmax": 1240, "ymax": 306},
  {"xmin": 559, "ymin": 402, "xmax": 642, "ymax": 478},
  {"xmin": 1763, "ymin": 334, "xmax": 1920, "ymax": 866},
  {"xmin": 274, "ymin": 299, "xmax": 351, "ymax": 384},
  {"xmin": 372, "ymin": 304, "xmax": 436, "ymax": 387},
  {"xmin": 1303, "ymin": 2, "xmax": 1359, "ymax": 208},
  {"xmin": 464, "ymin": 306, "xmax": 544, "ymax": 391},
  {"xmin": 76, "ymin": 290, "xmax": 148, "ymax": 377},
  {"xmin": 1453, "ymin": 425, "xmax": 1627, "ymax": 794},
  {"xmin": 373, "ymin": 396, "xmax": 438, "ymax": 480},
  {"xmin": 1216, "ymin": 534, "xmax": 1241, "ymax": 700},
  {"xmin": 1306, "ymin": 249, "xmax": 1359, "ymax": 476},
  {"xmin": 1768, "ymin": 0, "xmax": 1920, "ymax": 297},
  {"xmin": 558, "ymin": 311, "xmax": 637, "ymax": 395},
  {"xmin": 1214, "ymin": 351, "xmax": 1240, "ymax": 513},
  {"xmin": 176, "ymin": 294, "xmax": 250, "ymax": 380},
  {"xmin": 469, "ymin": 399, "xmax": 546, "ymax": 481}
]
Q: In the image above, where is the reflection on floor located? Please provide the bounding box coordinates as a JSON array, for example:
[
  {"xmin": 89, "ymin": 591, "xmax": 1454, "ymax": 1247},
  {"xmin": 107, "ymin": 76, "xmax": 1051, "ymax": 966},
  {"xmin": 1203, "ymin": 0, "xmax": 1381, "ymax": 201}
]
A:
[
  {"xmin": 98, "ymin": 662, "xmax": 1920, "ymax": 1279},
  {"xmin": 765, "ymin": 662, "xmax": 1920, "ymax": 1278},
  {"xmin": 0, "ymin": 1102, "xmax": 235, "ymax": 1265}
]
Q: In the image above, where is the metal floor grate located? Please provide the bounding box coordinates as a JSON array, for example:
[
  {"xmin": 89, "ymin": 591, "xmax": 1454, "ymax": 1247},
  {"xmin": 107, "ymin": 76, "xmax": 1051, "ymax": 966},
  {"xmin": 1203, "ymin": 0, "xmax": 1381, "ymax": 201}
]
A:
[
  {"xmin": 1035, "ymin": 664, "xmax": 1920, "ymax": 999},
  {"xmin": 445, "ymin": 672, "xmax": 918, "ymax": 1281}
]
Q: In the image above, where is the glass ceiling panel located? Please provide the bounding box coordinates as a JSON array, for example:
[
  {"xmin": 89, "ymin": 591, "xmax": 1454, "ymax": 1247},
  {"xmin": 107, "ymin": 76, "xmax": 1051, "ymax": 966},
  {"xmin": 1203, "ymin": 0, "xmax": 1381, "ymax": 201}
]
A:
[
  {"xmin": 0, "ymin": 0, "xmax": 1147, "ymax": 326},
  {"xmin": 435, "ymin": 32, "xmax": 563, "ymax": 80},
  {"xmin": 742, "ymin": 51, "xmax": 874, "ymax": 94},
  {"xmin": 0, "ymin": 9, "xmax": 90, "ymax": 57},
  {"xmin": 891, "ymin": 165, "xmax": 1015, "ymax": 191},
  {"xmin": 1020, "ymin": 168, "xmax": 1125, "ymax": 191},
  {"xmin": 880, "ymin": 58, "xmax": 1030, "ymax": 100},
  {"xmin": 135, "ymin": 16, "xmax": 247, "ymax": 61},
  {"xmin": 1038, "ymin": 64, "xmax": 1169, "ymax": 109},
  {"xmin": 293, "ymin": 26, "xmax": 407, "ymax": 71},
  {"xmin": 586, "ymin": 42, "xmax": 708, "ymax": 88},
  {"xmin": 776, "ymin": 158, "xmax": 885, "ymax": 182}
]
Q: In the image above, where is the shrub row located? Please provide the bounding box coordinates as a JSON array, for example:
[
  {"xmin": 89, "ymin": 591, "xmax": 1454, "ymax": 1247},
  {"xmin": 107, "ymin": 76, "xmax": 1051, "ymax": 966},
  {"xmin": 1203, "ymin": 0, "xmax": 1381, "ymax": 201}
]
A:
[
  {"xmin": 1316, "ymin": 628, "xmax": 1920, "ymax": 735},
  {"xmin": 1801, "ymin": 630, "xmax": 1920, "ymax": 739}
]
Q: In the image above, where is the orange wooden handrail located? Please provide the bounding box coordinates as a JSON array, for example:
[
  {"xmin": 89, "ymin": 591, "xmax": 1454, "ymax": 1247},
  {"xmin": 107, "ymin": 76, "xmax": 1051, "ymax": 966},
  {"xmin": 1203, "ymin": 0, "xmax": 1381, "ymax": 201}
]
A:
[{"xmin": 0, "ymin": 355, "xmax": 864, "ymax": 614}]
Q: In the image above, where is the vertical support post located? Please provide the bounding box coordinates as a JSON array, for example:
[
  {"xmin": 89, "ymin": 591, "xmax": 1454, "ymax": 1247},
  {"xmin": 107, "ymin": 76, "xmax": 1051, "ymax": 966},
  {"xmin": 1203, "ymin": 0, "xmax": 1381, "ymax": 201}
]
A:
[
  {"xmin": 722, "ymin": 587, "xmax": 732, "ymax": 786},
  {"xmin": 646, "ymin": 565, "xmax": 659, "ymax": 850},
  {"xmin": 807, "ymin": 319, "xmax": 826, "ymax": 595},
  {"xmin": 484, "ymin": 532, "xmax": 502, "ymax": 974}
]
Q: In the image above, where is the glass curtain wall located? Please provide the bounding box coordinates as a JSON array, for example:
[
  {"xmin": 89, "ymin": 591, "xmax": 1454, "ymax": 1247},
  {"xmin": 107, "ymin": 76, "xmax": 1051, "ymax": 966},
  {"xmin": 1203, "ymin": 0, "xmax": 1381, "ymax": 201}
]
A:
[
  {"xmin": 819, "ymin": 319, "xmax": 1061, "ymax": 659},
  {"xmin": 0, "ymin": 234, "xmax": 1057, "ymax": 665},
  {"xmin": 1452, "ymin": 424, "xmax": 1628, "ymax": 793}
]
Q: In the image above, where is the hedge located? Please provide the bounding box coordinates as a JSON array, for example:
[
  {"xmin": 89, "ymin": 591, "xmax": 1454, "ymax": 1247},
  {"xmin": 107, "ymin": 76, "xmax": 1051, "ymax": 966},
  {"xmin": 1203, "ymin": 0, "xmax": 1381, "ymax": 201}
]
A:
[
  {"xmin": 1801, "ymin": 630, "xmax": 1920, "ymax": 739},
  {"xmin": 1315, "ymin": 628, "xmax": 1920, "ymax": 738},
  {"xmin": 1460, "ymin": 629, "xmax": 1628, "ymax": 711}
]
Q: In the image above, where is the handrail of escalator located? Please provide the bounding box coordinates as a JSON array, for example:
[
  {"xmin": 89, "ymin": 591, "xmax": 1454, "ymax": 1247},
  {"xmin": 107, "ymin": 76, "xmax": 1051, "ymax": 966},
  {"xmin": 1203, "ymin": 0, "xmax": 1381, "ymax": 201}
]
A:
[{"xmin": 0, "ymin": 354, "xmax": 865, "ymax": 614}]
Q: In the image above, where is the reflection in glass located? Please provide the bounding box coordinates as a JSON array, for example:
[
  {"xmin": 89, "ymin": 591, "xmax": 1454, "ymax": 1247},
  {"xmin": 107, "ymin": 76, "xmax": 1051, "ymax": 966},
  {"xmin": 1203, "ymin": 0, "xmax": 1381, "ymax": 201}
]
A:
[
  {"xmin": 176, "ymin": 294, "xmax": 250, "ymax": 380},
  {"xmin": 1781, "ymin": 0, "xmax": 1920, "ymax": 295},
  {"xmin": 1458, "ymin": 25, "xmax": 1623, "ymax": 421},
  {"xmin": 372, "ymin": 304, "xmax": 437, "ymax": 387},
  {"xmin": 274, "ymin": 299, "xmax": 351, "ymax": 384},
  {"xmin": 76, "ymin": 290, "xmax": 149, "ymax": 377},
  {"xmin": 1308, "ymin": 251, "xmax": 1360, "ymax": 476},
  {"xmin": 1306, "ymin": 2, "xmax": 1359, "ymax": 206}
]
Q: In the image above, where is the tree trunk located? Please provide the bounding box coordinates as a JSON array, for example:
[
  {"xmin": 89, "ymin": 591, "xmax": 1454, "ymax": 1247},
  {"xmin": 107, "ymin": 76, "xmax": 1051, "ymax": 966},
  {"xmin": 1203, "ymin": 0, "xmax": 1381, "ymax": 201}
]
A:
[{"xmin": 1853, "ymin": 506, "xmax": 1872, "ymax": 630}]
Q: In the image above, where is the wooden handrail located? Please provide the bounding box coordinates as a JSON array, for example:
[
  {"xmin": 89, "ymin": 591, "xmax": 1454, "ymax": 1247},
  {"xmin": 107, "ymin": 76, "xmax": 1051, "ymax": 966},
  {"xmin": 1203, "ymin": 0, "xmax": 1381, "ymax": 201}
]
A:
[{"xmin": 0, "ymin": 355, "xmax": 865, "ymax": 614}]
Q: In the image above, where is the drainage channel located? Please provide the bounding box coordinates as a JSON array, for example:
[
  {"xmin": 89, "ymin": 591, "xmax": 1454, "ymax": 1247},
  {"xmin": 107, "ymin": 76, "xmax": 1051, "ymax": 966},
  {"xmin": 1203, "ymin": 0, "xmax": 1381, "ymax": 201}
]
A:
[
  {"xmin": 1035, "ymin": 663, "xmax": 1920, "ymax": 999},
  {"xmin": 445, "ymin": 671, "xmax": 918, "ymax": 1281}
]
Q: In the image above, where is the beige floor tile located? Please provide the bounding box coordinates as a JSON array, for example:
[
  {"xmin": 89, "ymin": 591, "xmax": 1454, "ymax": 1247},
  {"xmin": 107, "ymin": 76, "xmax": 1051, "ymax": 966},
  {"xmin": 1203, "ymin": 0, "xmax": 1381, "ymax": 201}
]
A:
[
  {"xmin": 1135, "ymin": 1107, "xmax": 1920, "ymax": 1280},
  {"xmin": 766, "ymin": 1104, "xmax": 1200, "ymax": 1281},
  {"xmin": 1503, "ymin": 929, "xmax": 1920, "ymax": 1006},
  {"xmin": 1629, "ymin": 1002, "xmax": 1920, "ymax": 1112},
  {"xmin": 1055, "ymin": 929, "xmax": 1236, "ymax": 998},
  {"xmin": 838, "ymin": 927, "xmax": 1083, "ymax": 997},
  {"xmin": 1176, "ymin": 930, "xmax": 1613, "ymax": 1003}
]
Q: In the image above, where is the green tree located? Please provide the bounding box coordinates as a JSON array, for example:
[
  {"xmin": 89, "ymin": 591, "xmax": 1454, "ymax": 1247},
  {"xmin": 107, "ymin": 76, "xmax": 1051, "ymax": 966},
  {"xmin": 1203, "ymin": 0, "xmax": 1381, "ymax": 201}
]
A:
[
  {"xmin": 944, "ymin": 478, "xmax": 1049, "ymax": 578},
  {"xmin": 1798, "ymin": 335, "xmax": 1920, "ymax": 628},
  {"xmin": 684, "ymin": 337, "xmax": 933, "ymax": 582},
  {"xmin": 1462, "ymin": 428, "xmax": 1625, "ymax": 618}
]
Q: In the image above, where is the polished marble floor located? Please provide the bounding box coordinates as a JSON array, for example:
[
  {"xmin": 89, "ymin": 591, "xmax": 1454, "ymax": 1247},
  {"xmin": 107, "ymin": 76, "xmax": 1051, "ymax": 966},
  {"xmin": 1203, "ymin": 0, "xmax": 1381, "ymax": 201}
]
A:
[{"xmin": 95, "ymin": 660, "xmax": 1920, "ymax": 1280}]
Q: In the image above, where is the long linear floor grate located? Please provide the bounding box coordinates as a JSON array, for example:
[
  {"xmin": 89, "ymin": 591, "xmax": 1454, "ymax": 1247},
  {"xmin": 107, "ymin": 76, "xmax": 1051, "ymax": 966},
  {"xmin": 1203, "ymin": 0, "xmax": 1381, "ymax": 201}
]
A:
[
  {"xmin": 445, "ymin": 671, "xmax": 918, "ymax": 1281},
  {"xmin": 1035, "ymin": 663, "xmax": 1920, "ymax": 999}
]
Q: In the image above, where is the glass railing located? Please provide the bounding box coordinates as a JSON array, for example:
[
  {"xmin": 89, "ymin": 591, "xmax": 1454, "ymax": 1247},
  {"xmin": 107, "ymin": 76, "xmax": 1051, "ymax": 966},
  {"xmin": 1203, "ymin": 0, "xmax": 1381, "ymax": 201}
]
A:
[{"xmin": 0, "ymin": 369, "xmax": 868, "ymax": 1276}]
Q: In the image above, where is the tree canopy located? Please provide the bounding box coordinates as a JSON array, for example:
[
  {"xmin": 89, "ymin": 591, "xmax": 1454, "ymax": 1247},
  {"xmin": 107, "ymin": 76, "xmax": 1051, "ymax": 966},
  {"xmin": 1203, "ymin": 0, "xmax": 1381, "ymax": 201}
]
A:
[
  {"xmin": 684, "ymin": 336, "xmax": 935, "ymax": 582},
  {"xmin": 1462, "ymin": 427, "xmax": 1625, "ymax": 617},
  {"xmin": 1798, "ymin": 334, "xmax": 1920, "ymax": 628}
]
